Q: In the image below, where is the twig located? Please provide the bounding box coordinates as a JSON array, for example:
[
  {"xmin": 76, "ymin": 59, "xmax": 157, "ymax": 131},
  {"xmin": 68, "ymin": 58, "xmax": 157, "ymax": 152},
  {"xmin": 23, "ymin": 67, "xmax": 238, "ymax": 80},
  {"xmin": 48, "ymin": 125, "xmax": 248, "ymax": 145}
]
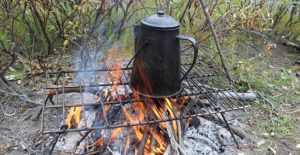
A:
[
  {"xmin": 255, "ymin": 91, "xmax": 275, "ymax": 109},
  {"xmin": 290, "ymin": 109, "xmax": 300, "ymax": 114},
  {"xmin": 48, "ymin": 125, "xmax": 68, "ymax": 155},
  {"xmin": 220, "ymin": 112, "xmax": 240, "ymax": 149},
  {"xmin": 0, "ymin": 81, "xmax": 41, "ymax": 106},
  {"xmin": 46, "ymin": 87, "xmax": 99, "ymax": 96},
  {"xmin": 0, "ymin": 103, "xmax": 16, "ymax": 117},
  {"xmin": 149, "ymin": 127, "xmax": 158, "ymax": 153},
  {"xmin": 137, "ymin": 129, "xmax": 149, "ymax": 155},
  {"xmin": 198, "ymin": 0, "xmax": 233, "ymax": 84},
  {"xmin": 176, "ymin": 120, "xmax": 183, "ymax": 149},
  {"xmin": 107, "ymin": 146, "xmax": 119, "ymax": 155},
  {"xmin": 75, "ymin": 130, "xmax": 94, "ymax": 149},
  {"xmin": 165, "ymin": 121, "xmax": 179, "ymax": 155}
]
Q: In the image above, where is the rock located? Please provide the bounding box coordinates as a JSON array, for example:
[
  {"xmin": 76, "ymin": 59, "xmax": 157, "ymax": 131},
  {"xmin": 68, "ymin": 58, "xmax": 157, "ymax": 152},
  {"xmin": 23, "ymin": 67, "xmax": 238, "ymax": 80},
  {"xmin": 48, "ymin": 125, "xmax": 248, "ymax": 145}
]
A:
[
  {"xmin": 267, "ymin": 147, "xmax": 276, "ymax": 155},
  {"xmin": 295, "ymin": 144, "xmax": 300, "ymax": 149},
  {"xmin": 256, "ymin": 140, "xmax": 265, "ymax": 147},
  {"xmin": 189, "ymin": 117, "xmax": 201, "ymax": 128},
  {"xmin": 282, "ymin": 86, "xmax": 288, "ymax": 90}
]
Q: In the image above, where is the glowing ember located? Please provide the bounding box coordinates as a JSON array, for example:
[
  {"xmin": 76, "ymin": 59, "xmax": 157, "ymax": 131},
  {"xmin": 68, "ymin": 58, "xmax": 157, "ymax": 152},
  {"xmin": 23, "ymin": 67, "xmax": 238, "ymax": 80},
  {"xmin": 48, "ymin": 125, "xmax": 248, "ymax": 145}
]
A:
[{"xmin": 88, "ymin": 137, "xmax": 103, "ymax": 148}]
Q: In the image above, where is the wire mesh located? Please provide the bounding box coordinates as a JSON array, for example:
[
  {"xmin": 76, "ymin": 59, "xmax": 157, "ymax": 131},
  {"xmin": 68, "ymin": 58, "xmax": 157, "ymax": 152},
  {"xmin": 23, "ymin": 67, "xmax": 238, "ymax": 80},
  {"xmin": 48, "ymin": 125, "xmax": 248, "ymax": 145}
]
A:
[{"xmin": 40, "ymin": 49, "xmax": 251, "ymax": 134}]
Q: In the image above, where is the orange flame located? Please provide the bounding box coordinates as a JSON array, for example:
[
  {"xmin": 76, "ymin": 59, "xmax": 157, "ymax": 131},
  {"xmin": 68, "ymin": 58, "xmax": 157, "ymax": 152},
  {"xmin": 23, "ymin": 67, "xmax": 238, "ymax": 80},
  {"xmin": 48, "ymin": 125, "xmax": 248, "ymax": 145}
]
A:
[
  {"xmin": 111, "ymin": 127, "xmax": 123, "ymax": 140},
  {"xmin": 65, "ymin": 107, "xmax": 82, "ymax": 129},
  {"xmin": 165, "ymin": 98, "xmax": 177, "ymax": 135},
  {"xmin": 148, "ymin": 127, "xmax": 167, "ymax": 154},
  {"xmin": 66, "ymin": 46, "xmax": 189, "ymax": 154},
  {"xmin": 132, "ymin": 59, "xmax": 153, "ymax": 95},
  {"xmin": 123, "ymin": 107, "xmax": 144, "ymax": 141},
  {"xmin": 109, "ymin": 60, "xmax": 122, "ymax": 92}
]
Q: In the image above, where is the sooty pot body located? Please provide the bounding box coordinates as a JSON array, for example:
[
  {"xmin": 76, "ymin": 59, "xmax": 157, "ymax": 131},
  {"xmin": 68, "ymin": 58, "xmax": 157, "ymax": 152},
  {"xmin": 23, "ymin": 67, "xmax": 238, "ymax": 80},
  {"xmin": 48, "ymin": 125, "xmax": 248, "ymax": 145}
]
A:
[{"xmin": 130, "ymin": 11, "xmax": 198, "ymax": 98}]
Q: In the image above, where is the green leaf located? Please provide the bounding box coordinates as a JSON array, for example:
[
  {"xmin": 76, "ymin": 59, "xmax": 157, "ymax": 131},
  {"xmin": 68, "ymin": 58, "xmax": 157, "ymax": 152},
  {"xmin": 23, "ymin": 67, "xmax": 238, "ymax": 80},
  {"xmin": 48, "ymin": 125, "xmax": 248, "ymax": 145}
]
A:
[
  {"xmin": 5, "ymin": 64, "xmax": 27, "ymax": 80},
  {"xmin": 63, "ymin": 39, "xmax": 69, "ymax": 46}
]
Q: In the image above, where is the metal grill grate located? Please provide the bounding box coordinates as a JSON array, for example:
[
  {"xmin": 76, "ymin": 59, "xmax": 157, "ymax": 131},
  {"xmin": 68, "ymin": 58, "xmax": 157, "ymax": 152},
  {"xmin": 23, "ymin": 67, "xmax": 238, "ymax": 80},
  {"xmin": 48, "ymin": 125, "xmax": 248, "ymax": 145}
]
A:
[{"xmin": 40, "ymin": 49, "xmax": 251, "ymax": 134}]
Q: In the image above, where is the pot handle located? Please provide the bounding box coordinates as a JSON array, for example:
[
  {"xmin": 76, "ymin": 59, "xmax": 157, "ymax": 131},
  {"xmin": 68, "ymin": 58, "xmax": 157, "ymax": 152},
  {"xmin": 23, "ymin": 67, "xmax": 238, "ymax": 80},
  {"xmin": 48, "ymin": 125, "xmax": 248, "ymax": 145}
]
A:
[
  {"xmin": 125, "ymin": 40, "xmax": 148, "ymax": 69},
  {"xmin": 176, "ymin": 35, "xmax": 199, "ymax": 82}
]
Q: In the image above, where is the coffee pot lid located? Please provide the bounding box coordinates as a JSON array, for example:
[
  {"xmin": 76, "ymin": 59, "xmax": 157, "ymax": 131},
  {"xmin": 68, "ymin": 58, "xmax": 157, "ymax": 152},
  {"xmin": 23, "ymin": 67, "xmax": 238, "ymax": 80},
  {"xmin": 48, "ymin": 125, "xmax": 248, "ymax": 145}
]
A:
[{"xmin": 141, "ymin": 11, "xmax": 179, "ymax": 29}]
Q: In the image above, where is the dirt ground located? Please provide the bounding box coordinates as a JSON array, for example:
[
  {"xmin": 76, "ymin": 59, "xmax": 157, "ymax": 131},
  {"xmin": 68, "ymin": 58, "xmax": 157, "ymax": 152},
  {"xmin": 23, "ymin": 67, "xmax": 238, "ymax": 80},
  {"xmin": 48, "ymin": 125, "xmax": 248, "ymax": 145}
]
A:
[{"xmin": 0, "ymin": 42, "xmax": 299, "ymax": 155}]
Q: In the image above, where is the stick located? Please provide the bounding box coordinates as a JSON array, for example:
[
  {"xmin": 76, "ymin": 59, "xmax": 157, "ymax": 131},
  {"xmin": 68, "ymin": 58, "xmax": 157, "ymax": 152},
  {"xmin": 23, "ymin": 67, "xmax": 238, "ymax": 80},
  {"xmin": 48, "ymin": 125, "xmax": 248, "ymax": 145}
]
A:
[
  {"xmin": 75, "ymin": 130, "xmax": 93, "ymax": 149},
  {"xmin": 220, "ymin": 112, "xmax": 240, "ymax": 148},
  {"xmin": 165, "ymin": 121, "xmax": 179, "ymax": 155},
  {"xmin": 48, "ymin": 125, "xmax": 68, "ymax": 154},
  {"xmin": 149, "ymin": 127, "xmax": 158, "ymax": 153},
  {"xmin": 137, "ymin": 129, "xmax": 149, "ymax": 155},
  {"xmin": 46, "ymin": 87, "xmax": 99, "ymax": 96},
  {"xmin": 198, "ymin": 0, "xmax": 233, "ymax": 84},
  {"xmin": 255, "ymin": 91, "xmax": 275, "ymax": 109},
  {"xmin": 176, "ymin": 120, "xmax": 183, "ymax": 149}
]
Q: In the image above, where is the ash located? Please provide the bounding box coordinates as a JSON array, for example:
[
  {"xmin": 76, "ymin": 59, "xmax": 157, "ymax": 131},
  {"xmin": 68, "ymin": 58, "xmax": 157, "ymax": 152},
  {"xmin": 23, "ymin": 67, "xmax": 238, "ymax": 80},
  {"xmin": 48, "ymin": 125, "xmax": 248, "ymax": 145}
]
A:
[{"xmin": 183, "ymin": 113, "xmax": 247, "ymax": 155}]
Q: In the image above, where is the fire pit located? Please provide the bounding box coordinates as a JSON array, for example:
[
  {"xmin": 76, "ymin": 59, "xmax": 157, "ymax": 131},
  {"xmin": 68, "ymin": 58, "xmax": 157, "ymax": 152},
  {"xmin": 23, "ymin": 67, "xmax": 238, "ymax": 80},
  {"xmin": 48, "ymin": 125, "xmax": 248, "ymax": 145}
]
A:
[{"xmin": 32, "ymin": 47, "xmax": 253, "ymax": 154}]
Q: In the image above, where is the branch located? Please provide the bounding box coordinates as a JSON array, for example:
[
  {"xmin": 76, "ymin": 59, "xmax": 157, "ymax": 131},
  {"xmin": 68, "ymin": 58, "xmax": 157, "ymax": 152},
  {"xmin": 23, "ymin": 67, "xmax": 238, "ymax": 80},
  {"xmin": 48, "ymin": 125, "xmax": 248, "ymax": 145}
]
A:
[
  {"xmin": 29, "ymin": 0, "xmax": 52, "ymax": 56},
  {"xmin": 0, "ymin": 40, "xmax": 17, "ymax": 85},
  {"xmin": 0, "ymin": 80, "xmax": 41, "ymax": 106},
  {"xmin": 198, "ymin": 0, "xmax": 233, "ymax": 84}
]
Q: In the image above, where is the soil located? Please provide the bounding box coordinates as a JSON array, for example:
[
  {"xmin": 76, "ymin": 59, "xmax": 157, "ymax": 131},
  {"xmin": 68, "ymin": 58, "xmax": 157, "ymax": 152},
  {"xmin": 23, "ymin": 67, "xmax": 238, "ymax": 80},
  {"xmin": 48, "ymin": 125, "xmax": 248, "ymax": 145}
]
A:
[
  {"xmin": 235, "ymin": 42, "xmax": 300, "ymax": 155},
  {"xmin": 0, "ymin": 41, "xmax": 300, "ymax": 155}
]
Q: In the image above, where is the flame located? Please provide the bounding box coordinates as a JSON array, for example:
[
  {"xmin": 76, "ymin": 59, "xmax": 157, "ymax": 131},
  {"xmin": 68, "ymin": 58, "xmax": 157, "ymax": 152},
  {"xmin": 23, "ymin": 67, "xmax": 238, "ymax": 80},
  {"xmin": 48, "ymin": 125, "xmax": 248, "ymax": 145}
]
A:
[
  {"xmin": 148, "ymin": 127, "xmax": 166, "ymax": 154},
  {"xmin": 132, "ymin": 59, "xmax": 153, "ymax": 95},
  {"xmin": 165, "ymin": 98, "xmax": 177, "ymax": 135},
  {"xmin": 64, "ymin": 46, "xmax": 190, "ymax": 154},
  {"xmin": 65, "ymin": 107, "xmax": 82, "ymax": 129},
  {"xmin": 88, "ymin": 137, "xmax": 103, "ymax": 147},
  {"xmin": 109, "ymin": 59, "xmax": 122, "ymax": 92},
  {"xmin": 123, "ymin": 107, "xmax": 144, "ymax": 141},
  {"xmin": 111, "ymin": 127, "xmax": 123, "ymax": 140},
  {"xmin": 103, "ymin": 89, "xmax": 109, "ymax": 99}
]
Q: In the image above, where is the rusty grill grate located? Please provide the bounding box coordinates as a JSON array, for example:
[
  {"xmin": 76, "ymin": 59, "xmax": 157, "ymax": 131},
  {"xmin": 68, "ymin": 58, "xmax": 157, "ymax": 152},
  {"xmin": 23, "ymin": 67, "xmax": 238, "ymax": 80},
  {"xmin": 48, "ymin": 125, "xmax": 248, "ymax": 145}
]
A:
[{"xmin": 40, "ymin": 48, "xmax": 251, "ymax": 135}]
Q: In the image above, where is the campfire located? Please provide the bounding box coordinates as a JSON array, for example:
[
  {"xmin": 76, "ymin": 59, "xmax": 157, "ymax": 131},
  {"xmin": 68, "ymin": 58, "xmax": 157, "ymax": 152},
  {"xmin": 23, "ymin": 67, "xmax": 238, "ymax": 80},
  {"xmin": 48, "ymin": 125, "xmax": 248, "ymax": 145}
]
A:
[
  {"xmin": 35, "ymin": 50, "xmax": 253, "ymax": 155},
  {"xmin": 44, "ymin": 60, "xmax": 193, "ymax": 154},
  {"xmin": 34, "ymin": 12, "xmax": 254, "ymax": 155}
]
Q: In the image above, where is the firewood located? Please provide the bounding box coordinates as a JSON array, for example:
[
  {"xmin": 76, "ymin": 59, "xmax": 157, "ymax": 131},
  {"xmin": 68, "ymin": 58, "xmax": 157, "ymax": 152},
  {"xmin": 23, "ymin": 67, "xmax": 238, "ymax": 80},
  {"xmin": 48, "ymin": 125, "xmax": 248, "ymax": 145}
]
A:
[
  {"xmin": 165, "ymin": 121, "xmax": 180, "ymax": 155},
  {"xmin": 137, "ymin": 129, "xmax": 149, "ymax": 155},
  {"xmin": 46, "ymin": 87, "xmax": 99, "ymax": 96}
]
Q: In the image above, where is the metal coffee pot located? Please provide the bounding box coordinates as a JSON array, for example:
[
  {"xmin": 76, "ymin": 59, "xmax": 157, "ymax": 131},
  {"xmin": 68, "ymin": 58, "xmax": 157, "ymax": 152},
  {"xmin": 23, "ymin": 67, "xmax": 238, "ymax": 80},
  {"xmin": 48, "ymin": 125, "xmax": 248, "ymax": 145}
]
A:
[{"xmin": 130, "ymin": 11, "xmax": 198, "ymax": 98}]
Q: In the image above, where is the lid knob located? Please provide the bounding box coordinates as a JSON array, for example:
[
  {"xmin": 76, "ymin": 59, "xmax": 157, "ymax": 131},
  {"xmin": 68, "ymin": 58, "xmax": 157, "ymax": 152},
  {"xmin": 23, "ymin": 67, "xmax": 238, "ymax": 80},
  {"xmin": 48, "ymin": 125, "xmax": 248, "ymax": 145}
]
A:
[
  {"xmin": 157, "ymin": 10, "xmax": 164, "ymax": 16},
  {"xmin": 141, "ymin": 11, "xmax": 179, "ymax": 29}
]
